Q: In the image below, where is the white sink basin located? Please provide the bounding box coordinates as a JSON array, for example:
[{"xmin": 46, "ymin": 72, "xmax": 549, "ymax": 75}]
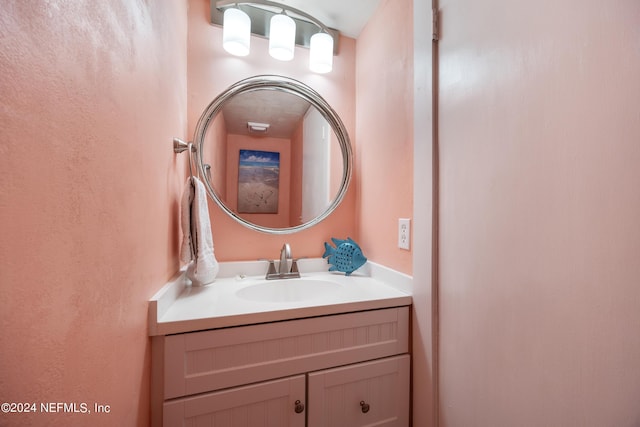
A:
[{"xmin": 236, "ymin": 278, "xmax": 343, "ymax": 303}]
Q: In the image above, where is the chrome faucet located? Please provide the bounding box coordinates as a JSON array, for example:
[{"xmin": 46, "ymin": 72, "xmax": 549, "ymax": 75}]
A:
[{"xmin": 265, "ymin": 243, "xmax": 301, "ymax": 280}]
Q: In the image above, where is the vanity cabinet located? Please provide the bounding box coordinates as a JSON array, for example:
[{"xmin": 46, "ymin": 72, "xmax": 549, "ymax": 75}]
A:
[{"xmin": 153, "ymin": 306, "xmax": 410, "ymax": 426}]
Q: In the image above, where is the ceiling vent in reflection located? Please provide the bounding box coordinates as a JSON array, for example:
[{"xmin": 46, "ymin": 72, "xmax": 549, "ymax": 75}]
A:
[{"xmin": 247, "ymin": 122, "xmax": 270, "ymax": 134}]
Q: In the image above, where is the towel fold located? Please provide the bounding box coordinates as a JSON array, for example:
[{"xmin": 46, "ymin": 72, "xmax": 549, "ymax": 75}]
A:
[{"xmin": 180, "ymin": 176, "xmax": 219, "ymax": 285}]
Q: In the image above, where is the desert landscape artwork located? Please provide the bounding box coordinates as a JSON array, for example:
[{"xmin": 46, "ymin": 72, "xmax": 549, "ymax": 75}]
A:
[{"xmin": 237, "ymin": 149, "xmax": 280, "ymax": 214}]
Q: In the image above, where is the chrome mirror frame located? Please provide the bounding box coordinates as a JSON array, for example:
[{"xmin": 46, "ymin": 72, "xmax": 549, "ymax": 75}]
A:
[{"xmin": 193, "ymin": 75, "xmax": 353, "ymax": 234}]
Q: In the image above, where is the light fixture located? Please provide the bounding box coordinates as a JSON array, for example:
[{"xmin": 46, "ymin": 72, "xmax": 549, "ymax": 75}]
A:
[
  {"xmin": 269, "ymin": 12, "xmax": 296, "ymax": 61},
  {"xmin": 214, "ymin": 1, "xmax": 338, "ymax": 73},
  {"xmin": 222, "ymin": 7, "xmax": 251, "ymax": 56},
  {"xmin": 309, "ymin": 32, "xmax": 334, "ymax": 73}
]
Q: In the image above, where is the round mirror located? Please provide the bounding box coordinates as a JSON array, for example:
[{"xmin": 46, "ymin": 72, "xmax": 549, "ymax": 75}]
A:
[{"xmin": 194, "ymin": 75, "xmax": 353, "ymax": 234}]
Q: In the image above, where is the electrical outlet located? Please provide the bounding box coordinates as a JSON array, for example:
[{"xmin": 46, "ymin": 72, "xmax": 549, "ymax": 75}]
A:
[{"xmin": 398, "ymin": 218, "xmax": 411, "ymax": 250}]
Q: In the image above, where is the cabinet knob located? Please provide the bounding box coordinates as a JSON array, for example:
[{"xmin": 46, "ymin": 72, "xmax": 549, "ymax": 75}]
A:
[
  {"xmin": 360, "ymin": 400, "xmax": 370, "ymax": 413},
  {"xmin": 294, "ymin": 400, "xmax": 305, "ymax": 414}
]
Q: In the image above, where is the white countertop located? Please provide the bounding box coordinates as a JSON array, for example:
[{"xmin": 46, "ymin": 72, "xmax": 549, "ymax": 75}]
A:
[{"xmin": 149, "ymin": 259, "xmax": 412, "ymax": 336}]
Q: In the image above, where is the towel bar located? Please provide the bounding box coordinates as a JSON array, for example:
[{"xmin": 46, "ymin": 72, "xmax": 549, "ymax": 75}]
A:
[{"xmin": 173, "ymin": 138, "xmax": 197, "ymax": 179}]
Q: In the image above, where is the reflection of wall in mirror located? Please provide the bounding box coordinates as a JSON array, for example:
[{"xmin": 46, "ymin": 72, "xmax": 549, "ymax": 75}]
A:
[
  {"xmin": 301, "ymin": 107, "xmax": 331, "ymax": 223},
  {"xmin": 291, "ymin": 119, "xmax": 304, "ymax": 224},
  {"xmin": 329, "ymin": 119, "xmax": 342, "ymax": 200},
  {"xmin": 205, "ymin": 111, "xmax": 228, "ymax": 200},
  {"xmin": 225, "ymin": 134, "xmax": 292, "ymax": 228}
]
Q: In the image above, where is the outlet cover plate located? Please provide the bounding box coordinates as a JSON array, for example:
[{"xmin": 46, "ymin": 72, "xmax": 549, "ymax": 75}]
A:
[{"xmin": 398, "ymin": 218, "xmax": 411, "ymax": 250}]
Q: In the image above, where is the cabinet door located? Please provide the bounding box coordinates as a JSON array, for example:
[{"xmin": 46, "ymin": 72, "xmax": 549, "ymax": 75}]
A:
[
  {"xmin": 307, "ymin": 355, "xmax": 410, "ymax": 427},
  {"xmin": 163, "ymin": 375, "xmax": 306, "ymax": 427}
]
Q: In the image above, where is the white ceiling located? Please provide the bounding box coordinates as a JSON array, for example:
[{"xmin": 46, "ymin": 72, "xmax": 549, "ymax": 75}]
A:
[{"xmin": 274, "ymin": 0, "xmax": 381, "ymax": 38}]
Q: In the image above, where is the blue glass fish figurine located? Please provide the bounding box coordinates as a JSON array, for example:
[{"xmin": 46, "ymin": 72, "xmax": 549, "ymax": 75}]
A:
[{"xmin": 322, "ymin": 237, "xmax": 367, "ymax": 275}]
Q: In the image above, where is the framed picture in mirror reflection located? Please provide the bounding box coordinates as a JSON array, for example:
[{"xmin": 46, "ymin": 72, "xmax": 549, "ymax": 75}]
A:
[{"xmin": 237, "ymin": 149, "xmax": 280, "ymax": 214}]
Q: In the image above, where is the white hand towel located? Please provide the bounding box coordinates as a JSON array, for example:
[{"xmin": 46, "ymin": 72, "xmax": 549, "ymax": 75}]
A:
[{"xmin": 180, "ymin": 176, "xmax": 219, "ymax": 285}]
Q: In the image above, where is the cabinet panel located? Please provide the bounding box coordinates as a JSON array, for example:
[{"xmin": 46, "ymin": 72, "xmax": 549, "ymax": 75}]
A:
[
  {"xmin": 163, "ymin": 375, "xmax": 306, "ymax": 427},
  {"xmin": 307, "ymin": 355, "xmax": 410, "ymax": 427},
  {"xmin": 164, "ymin": 307, "xmax": 409, "ymax": 399}
]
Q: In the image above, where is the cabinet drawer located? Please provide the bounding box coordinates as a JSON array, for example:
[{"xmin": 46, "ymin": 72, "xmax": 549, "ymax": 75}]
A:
[
  {"xmin": 164, "ymin": 306, "xmax": 409, "ymax": 399},
  {"xmin": 164, "ymin": 375, "xmax": 306, "ymax": 427},
  {"xmin": 307, "ymin": 355, "xmax": 410, "ymax": 427}
]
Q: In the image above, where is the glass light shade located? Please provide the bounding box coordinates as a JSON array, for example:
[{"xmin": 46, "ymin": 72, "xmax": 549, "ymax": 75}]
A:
[
  {"xmin": 309, "ymin": 32, "xmax": 334, "ymax": 73},
  {"xmin": 269, "ymin": 14, "xmax": 296, "ymax": 61},
  {"xmin": 223, "ymin": 8, "xmax": 250, "ymax": 56}
]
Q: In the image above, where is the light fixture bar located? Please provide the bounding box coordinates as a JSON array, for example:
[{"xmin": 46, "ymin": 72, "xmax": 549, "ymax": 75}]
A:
[{"xmin": 211, "ymin": 0, "xmax": 340, "ymax": 54}]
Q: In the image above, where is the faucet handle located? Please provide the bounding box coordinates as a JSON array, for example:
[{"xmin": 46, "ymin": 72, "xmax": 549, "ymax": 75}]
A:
[
  {"xmin": 259, "ymin": 258, "xmax": 278, "ymax": 276},
  {"xmin": 288, "ymin": 257, "xmax": 306, "ymax": 277},
  {"xmin": 290, "ymin": 259, "xmax": 300, "ymax": 274}
]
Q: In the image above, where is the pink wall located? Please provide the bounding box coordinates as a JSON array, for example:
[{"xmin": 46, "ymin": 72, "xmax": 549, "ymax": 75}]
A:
[
  {"xmin": 437, "ymin": 0, "xmax": 640, "ymax": 424},
  {"xmin": 188, "ymin": 0, "xmax": 357, "ymax": 261},
  {"xmin": 355, "ymin": 0, "xmax": 414, "ymax": 274},
  {"xmin": 0, "ymin": 1, "xmax": 187, "ymax": 426}
]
